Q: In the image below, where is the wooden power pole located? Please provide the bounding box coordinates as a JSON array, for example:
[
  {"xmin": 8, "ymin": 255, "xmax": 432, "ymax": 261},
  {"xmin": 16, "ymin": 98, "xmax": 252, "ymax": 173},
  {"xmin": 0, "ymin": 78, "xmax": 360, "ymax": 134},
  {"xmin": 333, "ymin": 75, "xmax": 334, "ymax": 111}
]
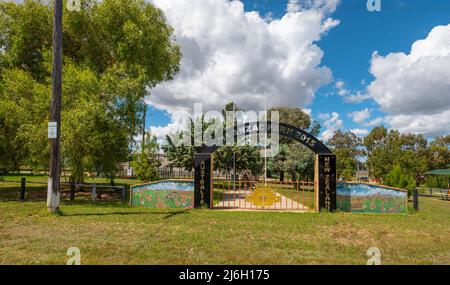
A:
[
  {"xmin": 142, "ymin": 105, "xmax": 147, "ymax": 154},
  {"xmin": 47, "ymin": 0, "xmax": 63, "ymax": 213}
]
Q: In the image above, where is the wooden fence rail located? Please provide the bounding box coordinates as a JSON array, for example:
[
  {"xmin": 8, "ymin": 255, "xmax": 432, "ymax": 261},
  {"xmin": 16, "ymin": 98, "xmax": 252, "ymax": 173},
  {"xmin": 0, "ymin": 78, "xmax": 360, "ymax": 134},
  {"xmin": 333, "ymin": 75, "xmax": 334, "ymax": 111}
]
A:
[{"xmin": 0, "ymin": 179, "xmax": 126, "ymax": 203}]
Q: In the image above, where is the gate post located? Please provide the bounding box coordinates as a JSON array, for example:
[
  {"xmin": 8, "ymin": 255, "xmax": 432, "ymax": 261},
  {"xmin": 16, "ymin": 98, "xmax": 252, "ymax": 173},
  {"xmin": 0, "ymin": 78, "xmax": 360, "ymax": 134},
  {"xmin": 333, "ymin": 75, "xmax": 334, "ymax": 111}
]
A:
[
  {"xmin": 194, "ymin": 153, "xmax": 213, "ymax": 208},
  {"xmin": 20, "ymin": 177, "xmax": 26, "ymax": 201},
  {"xmin": 314, "ymin": 154, "xmax": 337, "ymax": 212}
]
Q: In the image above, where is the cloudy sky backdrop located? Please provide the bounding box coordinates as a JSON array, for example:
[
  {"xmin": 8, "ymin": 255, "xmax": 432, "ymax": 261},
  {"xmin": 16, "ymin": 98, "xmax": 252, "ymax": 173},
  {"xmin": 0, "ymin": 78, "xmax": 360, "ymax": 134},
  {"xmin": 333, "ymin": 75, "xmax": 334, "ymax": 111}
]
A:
[
  {"xmin": 12, "ymin": 0, "xmax": 450, "ymax": 142},
  {"xmin": 145, "ymin": 0, "xmax": 450, "ymax": 143}
]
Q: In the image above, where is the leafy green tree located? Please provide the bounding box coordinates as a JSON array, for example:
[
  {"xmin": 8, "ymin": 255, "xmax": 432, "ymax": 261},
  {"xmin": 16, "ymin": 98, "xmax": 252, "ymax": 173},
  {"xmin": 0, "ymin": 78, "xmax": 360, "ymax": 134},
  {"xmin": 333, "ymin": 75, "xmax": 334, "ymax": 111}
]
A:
[
  {"xmin": 214, "ymin": 146, "xmax": 236, "ymax": 178},
  {"xmin": 162, "ymin": 102, "xmax": 264, "ymax": 178},
  {"xmin": 364, "ymin": 126, "xmax": 400, "ymax": 180},
  {"xmin": 269, "ymin": 107, "xmax": 311, "ymax": 145},
  {"xmin": 163, "ymin": 134, "xmax": 199, "ymax": 172},
  {"xmin": 214, "ymin": 102, "xmax": 264, "ymax": 178},
  {"xmin": 0, "ymin": 0, "xmax": 52, "ymax": 81},
  {"xmin": 428, "ymin": 135, "xmax": 450, "ymax": 170},
  {"xmin": 134, "ymin": 132, "xmax": 161, "ymax": 182},
  {"xmin": 397, "ymin": 133, "xmax": 428, "ymax": 185},
  {"xmin": 267, "ymin": 143, "xmax": 314, "ymax": 181},
  {"xmin": 0, "ymin": 68, "xmax": 50, "ymax": 172},
  {"xmin": 364, "ymin": 126, "xmax": 430, "ymax": 184},
  {"xmin": 328, "ymin": 130, "xmax": 362, "ymax": 180},
  {"xmin": 214, "ymin": 102, "xmax": 243, "ymax": 177},
  {"xmin": 0, "ymin": 112, "xmax": 25, "ymax": 173},
  {"xmin": 267, "ymin": 108, "xmax": 318, "ymax": 181},
  {"xmin": 0, "ymin": 0, "xmax": 181, "ymax": 182},
  {"xmin": 162, "ymin": 116, "xmax": 214, "ymax": 171}
]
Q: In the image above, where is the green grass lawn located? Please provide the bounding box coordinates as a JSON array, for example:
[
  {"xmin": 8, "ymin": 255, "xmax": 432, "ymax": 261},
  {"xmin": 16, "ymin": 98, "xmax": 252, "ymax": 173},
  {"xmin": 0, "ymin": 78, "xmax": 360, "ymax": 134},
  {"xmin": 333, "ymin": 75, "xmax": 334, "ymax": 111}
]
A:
[{"xmin": 0, "ymin": 184, "xmax": 449, "ymax": 264}]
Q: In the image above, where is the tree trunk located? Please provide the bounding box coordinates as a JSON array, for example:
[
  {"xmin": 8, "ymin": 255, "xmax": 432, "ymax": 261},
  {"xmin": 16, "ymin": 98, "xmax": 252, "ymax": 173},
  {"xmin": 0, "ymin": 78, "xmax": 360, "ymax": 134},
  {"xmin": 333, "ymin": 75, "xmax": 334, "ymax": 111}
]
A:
[
  {"xmin": 47, "ymin": 177, "xmax": 61, "ymax": 210},
  {"xmin": 280, "ymin": 171, "xmax": 285, "ymax": 182},
  {"xmin": 291, "ymin": 172, "xmax": 297, "ymax": 182}
]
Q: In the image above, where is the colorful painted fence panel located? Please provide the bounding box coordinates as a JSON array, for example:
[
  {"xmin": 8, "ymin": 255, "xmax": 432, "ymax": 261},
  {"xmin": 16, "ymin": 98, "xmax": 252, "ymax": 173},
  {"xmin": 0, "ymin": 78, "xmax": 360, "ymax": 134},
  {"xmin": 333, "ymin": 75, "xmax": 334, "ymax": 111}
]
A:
[
  {"xmin": 131, "ymin": 181, "xmax": 194, "ymax": 209},
  {"xmin": 337, "ymin": 183, "xmax": 407, "ymax": 213}
]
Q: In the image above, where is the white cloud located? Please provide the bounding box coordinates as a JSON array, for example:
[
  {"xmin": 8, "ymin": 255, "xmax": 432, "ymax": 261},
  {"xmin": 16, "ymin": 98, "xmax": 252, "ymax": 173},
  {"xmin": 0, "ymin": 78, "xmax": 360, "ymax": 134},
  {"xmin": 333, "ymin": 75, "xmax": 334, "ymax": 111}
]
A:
[
  {"xmin": 342, "ymin": 91, "xmax": 371, "ymax": 103},
  {"xmin": 286, "ymin": 0, "xmax": 302, "ymax": 13},
  {"xmin": 385, "ymin": 110, "xmax": 450, "ymax": 137},
  {"xmin": 148, "ymin": 0, "xmax": 338, "ymax": 118},
  {"xmin": 348, "ymin": 108, "xmax": 384, "ymax": 130},
  {"xmin": 321, "ymin": 17, "xmax": 340, "ymax": 33},
  {"xmin": 287, "ymin": 0, "xmax": 340, "ymax": 14},
  {"xmin": 366, "ymin": 117, "xmax": 384, "ymax": 127},
  {"xmin": 335, "ymin": 80, "xmax": 344, "ymax": 89},
  {"xmin": 335, "ymin": 80, "xmax": 349, "ymax": 96},
  {"xmin": 350, "ymin": 128, "xmax": 369, "ymax": 137},
  {"xmin": 348, "ymin": 108, "xmax": 371, "ymax": 124},
  {"xmin": 334, "ymin": 80, "xmax": 371, "ymax": 103},
  {"xmin": 302, "ymin": 108, "xmax": 312, "ymax": 117},
  {"xmin": 149, "ymin": 111, "xmax": 191, "ymax": 144},
  {"xmin": 319, "ymin": 112, "xmax": 343, "ymax": 141},
  {"xmin": 368, "ymin": 23, "xmax": 450, "ymax": 136}
]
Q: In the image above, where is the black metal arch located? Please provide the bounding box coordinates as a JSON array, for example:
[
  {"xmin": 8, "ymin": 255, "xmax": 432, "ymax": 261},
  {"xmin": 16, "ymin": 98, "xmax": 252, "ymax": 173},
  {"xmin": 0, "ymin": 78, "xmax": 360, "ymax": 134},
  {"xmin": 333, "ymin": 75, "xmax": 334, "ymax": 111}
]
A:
[
  {"xmin": 194, "ymin": 121, "xmax": 337, "ymax": 212},
  {"xmin": 199, "ymin": 121, "xmax": 332, "ymax": 155}
]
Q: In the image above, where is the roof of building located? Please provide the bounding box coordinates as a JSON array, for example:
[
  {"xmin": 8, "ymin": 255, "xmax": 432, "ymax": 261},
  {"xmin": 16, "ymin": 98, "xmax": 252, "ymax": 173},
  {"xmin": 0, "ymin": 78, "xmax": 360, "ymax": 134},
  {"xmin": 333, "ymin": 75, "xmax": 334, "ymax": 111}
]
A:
[{"xmin": 424, "ymin": 169, "xmax": 450, "ymax": 175}]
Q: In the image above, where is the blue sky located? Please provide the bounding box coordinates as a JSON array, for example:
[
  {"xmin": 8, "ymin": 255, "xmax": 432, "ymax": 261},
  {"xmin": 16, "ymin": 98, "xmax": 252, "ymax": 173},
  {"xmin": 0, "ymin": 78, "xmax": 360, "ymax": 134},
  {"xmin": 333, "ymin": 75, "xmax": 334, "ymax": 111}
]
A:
[
  {"xmin": 147, "ymin": 0, "xmax": 450, "ymax": 141},
  {"xmin": 310, "ymin": 0, "xmax": 450, "ymax": 133}
]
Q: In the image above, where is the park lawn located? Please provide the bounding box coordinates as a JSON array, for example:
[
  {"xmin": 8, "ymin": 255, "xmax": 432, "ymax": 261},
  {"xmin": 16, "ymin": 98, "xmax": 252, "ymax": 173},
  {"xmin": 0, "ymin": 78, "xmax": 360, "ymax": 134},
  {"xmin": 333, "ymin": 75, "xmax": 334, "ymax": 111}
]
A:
[{"xmin": 0, "ymin": 190, "xmax": 449, "ymax": 264}]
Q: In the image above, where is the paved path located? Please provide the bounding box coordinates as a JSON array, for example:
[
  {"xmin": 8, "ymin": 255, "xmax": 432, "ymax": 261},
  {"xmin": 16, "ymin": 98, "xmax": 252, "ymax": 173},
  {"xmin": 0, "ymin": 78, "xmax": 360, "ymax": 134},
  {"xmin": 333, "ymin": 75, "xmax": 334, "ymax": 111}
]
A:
[{"xmin": 214, "ymin": 189, "xmax": 310, "ymax": 211}]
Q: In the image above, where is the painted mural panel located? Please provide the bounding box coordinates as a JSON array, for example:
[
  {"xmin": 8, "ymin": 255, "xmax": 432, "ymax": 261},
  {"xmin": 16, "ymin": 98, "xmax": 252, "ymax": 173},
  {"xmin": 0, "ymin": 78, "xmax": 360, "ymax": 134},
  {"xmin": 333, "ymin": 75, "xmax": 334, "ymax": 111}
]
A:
[
  {"xmin": 337, "ymin": 183, "xmax": 407, "ymax": 213},
  {"xmin": 131, "ymin": 181, "xmax": 194, "ymax": 209}
]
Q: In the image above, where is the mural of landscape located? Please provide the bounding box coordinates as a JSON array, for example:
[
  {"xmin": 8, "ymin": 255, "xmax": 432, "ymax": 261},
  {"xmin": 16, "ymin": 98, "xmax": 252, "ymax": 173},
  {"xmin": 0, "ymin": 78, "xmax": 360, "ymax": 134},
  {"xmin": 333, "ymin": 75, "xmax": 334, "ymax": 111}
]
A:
[
  {"xmin": 131, "ymin": 181, "xmax": 194, "ymax": 208},
  {"xmin": 337, "ymin": 183, "xmax": 408, "ymax": 213},
  {"xmin": 132, "ymin": 189, "xmax": 194, "ymax": 208}
]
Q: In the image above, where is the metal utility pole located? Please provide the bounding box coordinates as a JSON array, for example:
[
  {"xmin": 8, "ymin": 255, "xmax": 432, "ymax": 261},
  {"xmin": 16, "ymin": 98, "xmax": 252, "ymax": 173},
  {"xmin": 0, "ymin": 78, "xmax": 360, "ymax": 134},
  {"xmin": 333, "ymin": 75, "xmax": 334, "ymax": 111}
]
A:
[{"xmin": 47, "ymin": 0, "xmax": 63, "ymax": 213}]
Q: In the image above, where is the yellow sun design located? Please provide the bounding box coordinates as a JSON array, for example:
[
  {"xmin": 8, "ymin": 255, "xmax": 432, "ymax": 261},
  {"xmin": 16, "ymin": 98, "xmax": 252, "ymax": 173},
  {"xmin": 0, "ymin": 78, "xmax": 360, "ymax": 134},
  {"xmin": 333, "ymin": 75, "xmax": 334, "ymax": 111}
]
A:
[{"xmin": 246, "ymin": 187, "xmax": 281, "ymax": 207}]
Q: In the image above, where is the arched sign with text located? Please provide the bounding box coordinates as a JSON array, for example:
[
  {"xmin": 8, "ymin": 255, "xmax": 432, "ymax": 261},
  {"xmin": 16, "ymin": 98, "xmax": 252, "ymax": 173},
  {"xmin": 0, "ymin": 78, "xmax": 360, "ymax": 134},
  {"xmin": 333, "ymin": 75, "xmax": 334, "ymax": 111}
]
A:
[{"xmin": 200, "ymin": 122, "xmax": 332, "ymax": 155}]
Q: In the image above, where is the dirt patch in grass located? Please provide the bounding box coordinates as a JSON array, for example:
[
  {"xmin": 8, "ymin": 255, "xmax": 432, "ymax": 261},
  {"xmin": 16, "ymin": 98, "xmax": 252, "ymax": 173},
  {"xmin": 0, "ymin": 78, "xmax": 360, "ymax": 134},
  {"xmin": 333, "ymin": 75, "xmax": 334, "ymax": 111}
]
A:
[{"xmin": 321, "ymin": 222, "xmax": 376, "ymax": 247}]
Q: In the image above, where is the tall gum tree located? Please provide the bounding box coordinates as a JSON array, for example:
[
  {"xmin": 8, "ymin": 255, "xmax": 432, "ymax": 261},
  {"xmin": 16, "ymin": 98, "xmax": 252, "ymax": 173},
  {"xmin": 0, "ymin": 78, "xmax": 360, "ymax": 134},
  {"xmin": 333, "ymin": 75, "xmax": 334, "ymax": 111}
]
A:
[{"xmin": 0, "ymin": 0, "xmax": 181, "ymax": 211}]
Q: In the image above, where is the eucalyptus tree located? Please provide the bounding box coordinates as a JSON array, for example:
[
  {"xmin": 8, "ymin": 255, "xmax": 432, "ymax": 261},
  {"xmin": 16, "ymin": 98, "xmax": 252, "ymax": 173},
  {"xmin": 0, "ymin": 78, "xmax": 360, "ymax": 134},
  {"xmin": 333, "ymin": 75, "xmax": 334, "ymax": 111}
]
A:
[
  {"xmin": 267, "ymin": 108, "xmax": 319, "ymax": 181},
  {"xmin": 328, "ymin": 130, "xmax": 362, "ymax": 180},
  {"xmin": 364, "ymin": 126, "xmax": 430, "ymax": 183},
  {"xmin": 428, "ymin": 135, "xmax": 450, "ymax": 170},
  {"xmin": 0, "ymin": 0, "xmax": 181, "ymax": 183}
]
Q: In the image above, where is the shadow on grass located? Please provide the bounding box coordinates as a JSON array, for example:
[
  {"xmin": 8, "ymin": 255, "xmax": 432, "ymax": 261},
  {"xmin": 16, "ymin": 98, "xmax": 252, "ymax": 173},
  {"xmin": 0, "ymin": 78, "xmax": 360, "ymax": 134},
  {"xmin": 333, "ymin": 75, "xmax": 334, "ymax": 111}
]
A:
[
  {"xmin": 0, "ymin": 187, "xmax": 50, "ymax": 202},
  {"xmin": 0, "ymin": 186, "xmax": 128, "ymax": 204},
  {"xmin": 59, "ymin": 208, "xmax": 191, "ymax": 219}
]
